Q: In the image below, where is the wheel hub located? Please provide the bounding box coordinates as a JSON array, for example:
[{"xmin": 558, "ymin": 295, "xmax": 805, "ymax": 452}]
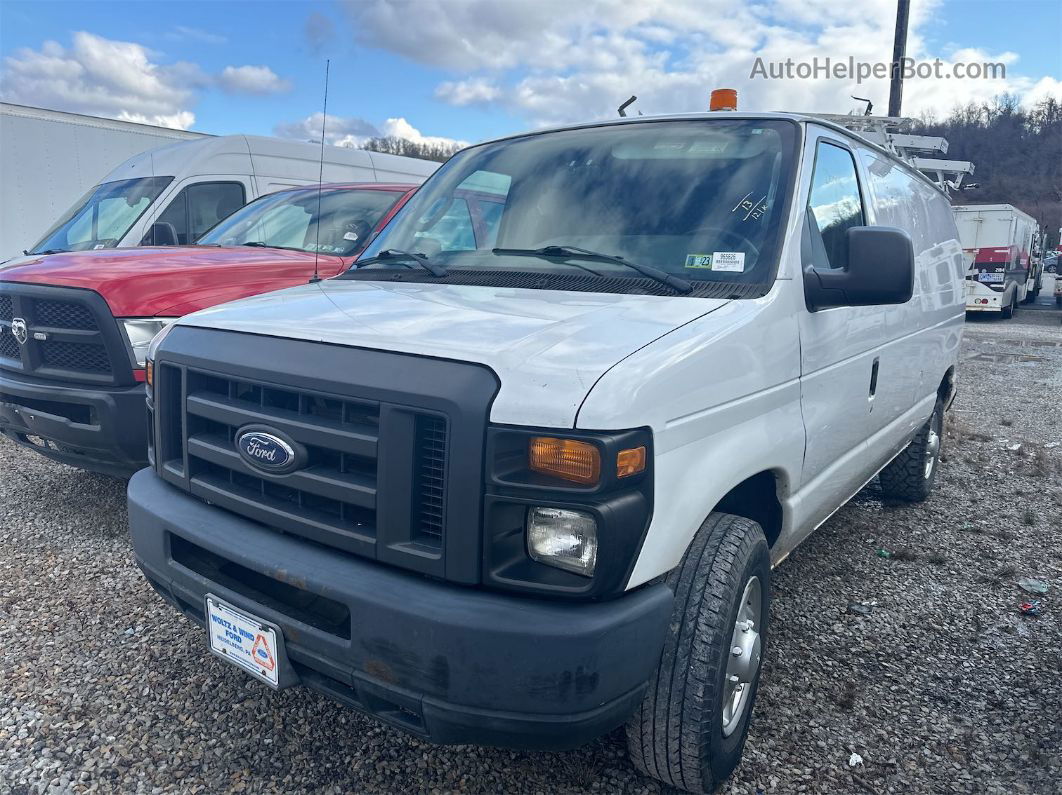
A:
[
  {"xmin": 924, "ymin": 417, "xmax": 941, "ymax": 480},
  {"xmin": 722, "ymin": 576, "xmax": 762, "ymax": 737}
]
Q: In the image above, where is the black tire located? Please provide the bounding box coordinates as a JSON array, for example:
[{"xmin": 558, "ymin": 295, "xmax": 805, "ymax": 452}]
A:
[
  {"xmin": 1001, "ymin": 294, "xmax": 1015, "ymax": 319},
  {"xmin": 626, "ymin": 513, "xmax": 770, "ymax": 794},
  {"xmin": 879, "ymin": 398, "xmax": 944, "ymax": 501},
  {"xmin": 1055, "ymin": 296, "xmax": 1061, "ymax": 308}
]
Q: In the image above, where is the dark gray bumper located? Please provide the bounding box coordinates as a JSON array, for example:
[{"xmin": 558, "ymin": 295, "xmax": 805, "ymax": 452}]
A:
[
  {"xmin": 127, "ymin": 468, "xmax": 673, "ymax": 749},
  {"xmin": 0, "ymin": 370, "xmax": 147, "ymax": 477}
]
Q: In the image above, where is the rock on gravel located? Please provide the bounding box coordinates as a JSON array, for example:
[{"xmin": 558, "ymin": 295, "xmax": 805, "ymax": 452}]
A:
[{"xmin": 1, "ymin": 312, "xmax": 1060, "ymax": 794}]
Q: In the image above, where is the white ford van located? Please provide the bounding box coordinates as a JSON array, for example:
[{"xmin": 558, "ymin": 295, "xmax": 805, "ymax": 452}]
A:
[
  {"xmin": 128, "ymin": 112, "xmax": 965, "ymax": 793},
  {"xmin": 6, "ymin": 134, "xmax": 437, "ymax": 265}
]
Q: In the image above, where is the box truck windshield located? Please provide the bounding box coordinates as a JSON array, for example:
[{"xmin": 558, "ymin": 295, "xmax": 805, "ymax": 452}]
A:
[
  {"xmin": 355, "ymin": 119, "xmax": 796, "ymax": 289},
  {"xmin": 28, "ymin": 176, "xmax": 173, "ymax": 255},
  {"xmin": 199, "ymin": 187, "xmax": 405, "ymax": 256}
]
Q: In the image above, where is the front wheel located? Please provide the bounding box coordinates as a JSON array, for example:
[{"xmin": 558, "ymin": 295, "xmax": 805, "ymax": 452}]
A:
[
  {"xmin": 626, "ymin": 513, "xmax": 770, "ymax": 794},
  {"xmin": 879, "ymin": 398, "xmax": 944, "ymax": 501}
]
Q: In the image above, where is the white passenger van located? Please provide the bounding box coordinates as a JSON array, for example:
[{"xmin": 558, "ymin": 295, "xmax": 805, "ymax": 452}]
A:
[
  {"xmin": 9, "ymin": 135, "xmax": 436, "ymax": 263},
  {"xmin": 129, "ymin": 111, "xmax": 965, "ymax": 793}
]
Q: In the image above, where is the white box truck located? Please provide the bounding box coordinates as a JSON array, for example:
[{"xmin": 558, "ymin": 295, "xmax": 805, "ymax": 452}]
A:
[
  {"xmin": 0, "ymin": 103, "xmax": 206, "ymax": 261},
  {"xmin": 954, "ymin": 203, "xmax": 1040, "ymax": 317}
]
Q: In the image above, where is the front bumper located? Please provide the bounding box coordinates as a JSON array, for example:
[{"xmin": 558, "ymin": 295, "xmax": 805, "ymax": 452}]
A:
[
  {"xmin": 0, "ymin": 369, "xmax": 148, "ymax": 476},
  {"xmin": 128, "ymin": 469, "xmax": 673, "ymax": 749}
]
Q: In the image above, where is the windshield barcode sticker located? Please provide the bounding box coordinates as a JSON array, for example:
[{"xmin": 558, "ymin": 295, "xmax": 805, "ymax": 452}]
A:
[
  {"xmin": 684, "ymin": 252, "xmax": 745, "ymax": 272},
  {"xmin": 712, "ymin": 252, "xmax": 745, "ymax": 272}
]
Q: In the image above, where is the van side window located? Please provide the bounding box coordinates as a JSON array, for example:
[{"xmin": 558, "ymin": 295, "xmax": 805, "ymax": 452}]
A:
[
  {"xmin": 807, "ymin": 142, "xmax": 865, "ymax": 270},
  {"xmin": 146, "ymin": 182, "xmax": 246, "ymax": 245}
]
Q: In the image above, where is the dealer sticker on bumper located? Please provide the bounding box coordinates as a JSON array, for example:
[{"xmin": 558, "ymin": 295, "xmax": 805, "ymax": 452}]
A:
[{"xmin": 206, "ymin": 596, "xmax": 280, "ymax": 687}]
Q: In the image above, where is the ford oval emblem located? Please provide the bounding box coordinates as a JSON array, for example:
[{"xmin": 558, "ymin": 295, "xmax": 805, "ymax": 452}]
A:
[{"xmin": 235, "ymin": 426, "xmax": 303, "ymax": 475}]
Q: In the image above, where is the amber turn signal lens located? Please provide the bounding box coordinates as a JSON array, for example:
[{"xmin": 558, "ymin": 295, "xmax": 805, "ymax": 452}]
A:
[
  {"xmin": 529, "ymin": 437, "xmax": 601, "ymax": 485},
  {"xmin": 617, "ymin": 446, "xmax": 647, "ymax": 478},
  {"xmin": 145, "ymin": 359, "xmax": 154, "ymax": 388}
]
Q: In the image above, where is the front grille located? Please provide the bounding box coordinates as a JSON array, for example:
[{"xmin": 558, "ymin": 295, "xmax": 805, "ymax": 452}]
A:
[
  {"xmin": 412, "ymin": 415, "xmax": 447, "ymax": 544},
  {"xmin": 39, "ymin": 340, "xmax": 111, "ymax": 373},
  {"xmin": 0, "ymin": 331, "xmax": 18, "ymax": 361},
  {"xmin": 0, "ymin": 284, "xmax": 129, "ymax": 384},
  {"xmin": 161, "ymin": 365, "xmax": 449, "ymax": 562},
  {"xmin": 152, "ymin": 327, "xmax": 497, "ymax": 583},
  {"xmin": 33, "ymin": 299, "xmax": 97, "ymax": 330}
]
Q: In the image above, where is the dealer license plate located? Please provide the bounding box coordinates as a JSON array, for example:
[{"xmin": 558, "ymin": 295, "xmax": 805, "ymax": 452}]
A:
[{"xmin": 206, "ymin": 596, "xmax": 280, "ymax": 687}]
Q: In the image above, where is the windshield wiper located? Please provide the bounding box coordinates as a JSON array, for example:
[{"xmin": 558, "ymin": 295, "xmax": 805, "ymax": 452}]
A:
[
  {"xmin": 238, "ymin": 242, "xmax": 309, "ymax": 252},
  {"xmin": 357, "ymin": 249, "xmax": 447, "ymax": 277},
  {"xmin": 492, "ymin": 246, "xmax": 692, "ymax": 294},
  {"xmin": 30, "ymin": 249, "xmax": 67, "ymax": 255}
]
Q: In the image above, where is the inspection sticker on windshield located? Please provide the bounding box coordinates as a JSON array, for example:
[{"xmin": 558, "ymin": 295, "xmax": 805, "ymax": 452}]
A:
[
  {"xmin": 206, "ymin": 596, "xmax": 280, "ymax": 687},
  {"xmin": 684, "ymin": 252, "xmax": 745, "ymax": 272}
]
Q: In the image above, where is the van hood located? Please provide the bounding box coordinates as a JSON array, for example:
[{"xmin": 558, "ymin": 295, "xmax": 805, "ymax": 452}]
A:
[
  {"xmin": 0, "ymin": 246, "xmax": 345, "ymax": 317},
  {"xmin": 179, "ymin": 280, "xmax": 729, "ymax": 428}
]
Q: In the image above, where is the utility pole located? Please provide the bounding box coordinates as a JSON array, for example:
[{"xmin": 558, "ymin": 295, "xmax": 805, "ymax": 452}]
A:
[{"xmin": 888, "ymin": 0, "xmax": 911, "ymax": 117}]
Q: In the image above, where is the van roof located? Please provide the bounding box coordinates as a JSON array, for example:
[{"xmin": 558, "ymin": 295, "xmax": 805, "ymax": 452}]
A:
[
  {"xmin": 98, "ymin": 134, "xmax": 436, "ymax": 184},
  {"xmin": 474, "ymin": 111, "xmax": 948, "ymax": 197}
]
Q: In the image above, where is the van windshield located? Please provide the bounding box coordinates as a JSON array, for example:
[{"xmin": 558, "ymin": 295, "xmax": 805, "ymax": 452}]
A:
[
  {"xmin": 351, "ymin": 119, "xmax": 797, "ymax": 296},
  {"xmin": 29, "ymin": 176, "xmax": 173, "ymax": 254},
  {"xmin": 198, "ymin": 188, "xmax": 404, "ymax": 257}
]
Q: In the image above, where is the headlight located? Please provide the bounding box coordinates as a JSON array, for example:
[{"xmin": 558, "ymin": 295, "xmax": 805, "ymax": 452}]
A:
[
  {"xmin": 121, "ymin": 318, "xmax": 177, "ymax": 368},
  {"xmin": 527, "ymin": 506, "xmax": 598, "ymax": 577}
]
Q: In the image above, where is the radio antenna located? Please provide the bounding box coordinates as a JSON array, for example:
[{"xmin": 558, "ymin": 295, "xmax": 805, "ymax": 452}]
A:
[{"xmin": 310, "ymin": 59, "xmax": 330, "ymax": 284}]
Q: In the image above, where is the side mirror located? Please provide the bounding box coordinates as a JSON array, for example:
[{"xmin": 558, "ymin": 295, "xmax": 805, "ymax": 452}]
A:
[
  {"xmin": 803, "ymin": 226, "xmax": 914, "ymax": 311},
  {"xmin": 141, "ymin": 222, "xmax": 180, "ymax": 246}
]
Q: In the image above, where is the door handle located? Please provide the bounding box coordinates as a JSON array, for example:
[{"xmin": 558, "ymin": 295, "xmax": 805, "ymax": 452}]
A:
[{"xmin": 869, "ymin": 358, "xmax": 880, "ymax": 398}]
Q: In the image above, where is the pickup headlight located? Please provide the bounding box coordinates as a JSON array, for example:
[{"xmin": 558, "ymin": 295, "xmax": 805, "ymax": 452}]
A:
[{"xmin": 121, "ymin": 318, "xmax": 177, "ymax": 368}]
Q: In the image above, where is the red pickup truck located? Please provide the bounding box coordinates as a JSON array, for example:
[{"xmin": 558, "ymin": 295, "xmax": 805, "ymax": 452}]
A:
[{"xmin": 0, "ymin": 182, "xmax": 417, "ymax": 476}]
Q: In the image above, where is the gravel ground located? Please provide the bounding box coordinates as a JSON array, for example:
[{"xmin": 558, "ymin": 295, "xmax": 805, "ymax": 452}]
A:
[{"xmin": 2, "ymin": 310, "xmax": 1060, "ymax": 794}]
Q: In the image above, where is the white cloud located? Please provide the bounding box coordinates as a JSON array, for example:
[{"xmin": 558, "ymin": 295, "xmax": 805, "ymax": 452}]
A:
[
  {"xmin": 434, "ymin": 77, "xmax": 500, "ymax": 106},
  {"xmin": 274, "ymin": 112, "xmax": 381, "ymax": 146},
  {"xmin": 274, "ymin": 113, "xmax": 466, "ymax": 150},
  {"xmin": 344, "ymin": 0, "xmax": 1060, "ymax": 128},
  {"xmin": 217, "ymin": 64, "xmax": 292, "ymax": 95},
  {"xmin": 0, "ymin": 31, "xmax": 205, "ymax": 128},
  {"xmin": 380, "ymin": 117, "xmax": 467, "ymax": 148}
]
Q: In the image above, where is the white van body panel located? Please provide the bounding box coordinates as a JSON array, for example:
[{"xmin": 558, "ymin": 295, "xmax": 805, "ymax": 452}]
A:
[
  {"xmin": 169, "ymin": 113, "xmax": 964, "ymax": 590},
  {"xmin": 3, "ymin": 133, "xmax": 439, "ymax": 268},
  {"xmin": 179, "ymin": 280, "xmax": 729, "ymax": 429},
  {"xmin": 0, "ymin": 102, "xmax": 205, "ymax": 260}
]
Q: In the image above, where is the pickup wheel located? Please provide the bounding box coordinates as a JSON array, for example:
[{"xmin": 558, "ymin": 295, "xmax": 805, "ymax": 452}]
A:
[
  {"xmin": 878, "ymin": 398, "xmax": 944, "ymax": 502},
  {"xmin": 626, "ymin": 513, "xmax": 770, "ymax": 794}
]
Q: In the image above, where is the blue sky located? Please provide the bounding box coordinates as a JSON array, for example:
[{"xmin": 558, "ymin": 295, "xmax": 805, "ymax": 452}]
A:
[{"xmin": 1, "ymin": 0, "xmax": 1059, "ymax": 147}]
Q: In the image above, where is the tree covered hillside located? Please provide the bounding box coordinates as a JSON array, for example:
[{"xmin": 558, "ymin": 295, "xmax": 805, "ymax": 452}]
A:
[{"xmin": 913, "ymin": 95, "xmax": 1062, "ymax": 248}]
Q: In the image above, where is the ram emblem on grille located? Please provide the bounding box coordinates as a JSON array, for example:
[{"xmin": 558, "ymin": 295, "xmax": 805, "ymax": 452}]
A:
[{"xmin": 11, "ymin": 318, "xmax": 28, "ymax": 346}]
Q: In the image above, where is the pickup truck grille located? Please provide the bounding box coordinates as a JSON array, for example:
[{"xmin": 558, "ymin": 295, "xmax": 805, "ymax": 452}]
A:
[
  {"xmin": 0, "ymin": 283, "xmax": 130, "ymax": 385},
  {"xmin": 151, "ymin": 327, "xmax": 497, "ymax": 583}
]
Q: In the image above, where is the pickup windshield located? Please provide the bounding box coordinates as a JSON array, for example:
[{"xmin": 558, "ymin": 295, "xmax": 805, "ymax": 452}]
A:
[
  {"xmin": 198, "ymin": 188, "xmax": 403, "ymax": 257},
  {"xmin": 352, "ymin": 119, "xmax": 797, "ymax": 295},
  {"xmin": 29, "ymin": 176, "xmax": 173, "ymax": 255}
]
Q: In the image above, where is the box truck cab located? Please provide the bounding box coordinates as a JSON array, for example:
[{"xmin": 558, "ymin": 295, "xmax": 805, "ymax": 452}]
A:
[
  {"xmin": 129, "ymin": 113, "xmax": 965, "ymax": 794},
  {"xmin": 0, "ymin": 183, "xmax": 418, "ymax": 476},
  {"xmin": 4, "ymin": 135, "xmax": 437, "ymax": 268}
]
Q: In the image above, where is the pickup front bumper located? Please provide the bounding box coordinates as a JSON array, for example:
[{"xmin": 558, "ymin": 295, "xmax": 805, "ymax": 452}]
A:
[
  {"xmin": 0, "ymin": 369, "xmax": 148, "ymax": 477},
  {"xmin": 128, "ymin": 469, "xmax": 673, "ymax": 749}
]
